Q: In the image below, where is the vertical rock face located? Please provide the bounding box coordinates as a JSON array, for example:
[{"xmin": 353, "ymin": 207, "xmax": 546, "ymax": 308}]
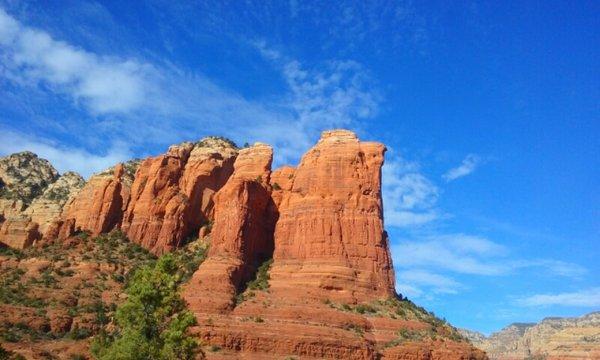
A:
[
  {"xmin": 269, "ymin": 129, "xmax": 395, "ymax": 302},
  {"xmin": 121, "ymin": 138, "xmax": 237, "ymax": 254},
  {"xmin": 184, "ymin": 143, "xmax": 274, "ymax": 313},
  {"xmin": 60, "ymin": 161, "xmax": 138, "ymax": 237}
]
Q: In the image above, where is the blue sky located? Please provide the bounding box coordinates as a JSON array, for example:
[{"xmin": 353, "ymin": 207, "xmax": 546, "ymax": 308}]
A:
[{"xmin": 0, "ymin": 1, "xmax": 598, "ymax": 334}]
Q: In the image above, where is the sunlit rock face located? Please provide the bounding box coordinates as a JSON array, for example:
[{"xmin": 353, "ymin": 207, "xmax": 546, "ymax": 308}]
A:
[
  {"xmin": 269, "ymin": 129, "xmax": 396, "ymax": 303},
  {"xmin": 59, "ymin": 163, "xmax": 136, "ymax": 238},
  {"xmin": 120, "ymin": 138, "xmax": 237, "ymax": 254}
]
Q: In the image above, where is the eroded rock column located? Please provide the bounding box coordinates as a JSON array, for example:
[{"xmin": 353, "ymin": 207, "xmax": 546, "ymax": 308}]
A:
[
  {"xmin": 269, "ymin": 129, "xmax": 395, "ymax": 303},
  {"xmin": 184, "ymin": 143, "xmax": 274, "ymax": 313}
]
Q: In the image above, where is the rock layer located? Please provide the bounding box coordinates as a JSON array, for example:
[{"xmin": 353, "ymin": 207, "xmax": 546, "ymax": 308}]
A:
[
  {"xmin": 184, "ymin": 143, "xmax": 274, "ymax": 313},
  {"xmin": 270, "ymin": 129, "xmax": 395, "ymax": 303}
]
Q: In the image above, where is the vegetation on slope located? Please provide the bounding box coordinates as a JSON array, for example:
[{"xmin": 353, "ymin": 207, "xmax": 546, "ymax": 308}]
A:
[
  {"xmin": 91, "ymin": 255, "xmax": 199, "ymax": 360},
  {"xmin": 0, "ymin": 231, "xmax": 207, "ymax": 359},
  {"xmin": 326, "ymin": 296, "xmax": 469, "ymax": 345}
]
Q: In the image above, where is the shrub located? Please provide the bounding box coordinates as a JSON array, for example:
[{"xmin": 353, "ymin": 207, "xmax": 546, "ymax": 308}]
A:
[
  {"xmin": 246, "ymin": 259, "xmax": 273, "ymax": 291},
  {"xmin": 272, "ymin": 183, "xmax": 281, "ymax": 190},
  {"xmin": 91, "ymin": 254, "xmax": 199, "ymax": 360}
]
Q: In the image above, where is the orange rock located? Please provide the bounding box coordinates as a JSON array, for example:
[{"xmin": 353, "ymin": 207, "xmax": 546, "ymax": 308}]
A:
[
  {"xmin": 381, "ymin": 340, "xmax": 488, "ymax": 360},
  {"xmin": 270, "ymin": 129, "xmax": 395, "ymax": 303},
  {"xmin": 269, "ymin": 165, "xmax": 295, "ymax": 208},
  {"xmin": 121, "ymin": 138, "xmax": 237, "ymax": 254},
  {"xmin": 60, "ymin": 163, "xmax": 135, "ymax": 237},
  {"xmin": 184, "ymin": 143, "xmax": 274, "ymax": 313}
]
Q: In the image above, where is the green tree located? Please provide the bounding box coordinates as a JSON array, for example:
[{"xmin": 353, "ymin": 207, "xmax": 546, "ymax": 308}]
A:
[{"xmin": 91, "ymin": 254, "xmax": 199, "ymax": 360}]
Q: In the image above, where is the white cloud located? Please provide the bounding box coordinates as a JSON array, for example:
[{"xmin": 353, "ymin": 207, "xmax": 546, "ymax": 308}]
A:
[
  {"xmin": 397, "ymin": 270, "xmax": 461, "ymax": 295},
  {"xmin": 443, "ymin": 154, "xmax": 481, "ymax": 182},
  {"xmin": 517, "ymin": 288, "xmax": 600, "ymax": 307},
  {"xmin": 393, "ymin": 235, "xmax": 506, "ymax": 275},
  {"xmin": 0, "ymin": 129, "xmax": 132, "ymax": 178},
  {"xmin": 396, "ymin": 282, "xmax": 423, "ymax": 298},
  {"xmin": 382, "ymin": 155, "xmax": 439, "ymax": 227},
  {"xmin": 0, "ymin": 8, "xmax": 152, "ymax": 114}
]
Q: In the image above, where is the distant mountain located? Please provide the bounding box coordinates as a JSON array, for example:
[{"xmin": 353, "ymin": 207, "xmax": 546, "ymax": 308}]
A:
[{"xmin": 460, "ymin": 312, "xmax": 600, "ymax": 359}]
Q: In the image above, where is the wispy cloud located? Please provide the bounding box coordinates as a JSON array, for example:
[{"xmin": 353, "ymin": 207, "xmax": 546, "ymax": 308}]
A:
[
  {"xmin": 443, "ymin": 154, "xmax": 482, "ymax": 181},
  {"xmin": 383, "ymin": 153, "xmax": 439, "ymax": 227},
  {"xmin": 0, "ymin": 128, "xmax": 132, "ymax": 178},
  {"xmin": 397, "ymin": 270, "xmax": 462, "ymax": 295},
  {"xmin": 517, "ymin": 288, "xmax": 600, "ymax": 307},
  {"xmin": 393, "ymin": 234, "xmax": 507, "ymax": 275},
  {"xmin": 392, "ymin": 233, "xmax": 587, "ymax": 298},
  {"xmin": 0, "ymin": 8, "xmax": 382, "ymax": 174},
  {"xmin": 0, "ymin": 8, "xmax": 153, "ymax": 114}
]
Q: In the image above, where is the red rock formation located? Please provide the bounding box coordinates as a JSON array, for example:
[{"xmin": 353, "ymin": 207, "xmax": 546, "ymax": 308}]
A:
[
  {"xmin": 60, "ymin": 164, "xmax": 134, "ymax": 237},
  {"xmin": 121, "ymin": 138, "xmax": 237, "ymax": 254},
  {"xmin": 270, "ymin": 129, "xmax": 395, "ymax": 303},
  {"xmin": 179, "ymin": 131, "xmax": 486, "ymax": 360},
  {"xmin": 0, "ymin": 215, "xmax": 40, "ymax": 249},
  {"xmin": 269, "ymin": 165, "xmax": 295, "ymax": 208},
  {"xmin": 184, "ymin": 143, "xmax": 274, "ymax": 313}
]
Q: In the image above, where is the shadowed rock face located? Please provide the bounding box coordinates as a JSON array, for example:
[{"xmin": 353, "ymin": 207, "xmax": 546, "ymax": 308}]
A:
[
  {"xmin": 120, "ymin": 138, "xmax": 237, "ymax": 254},
  {"xmin": 184, "ymin": 143, "xmax": 275, "ymax": 313},
  {"xmin": 270, "ymin": 129, "xmax": 396, "ymax": 303}
]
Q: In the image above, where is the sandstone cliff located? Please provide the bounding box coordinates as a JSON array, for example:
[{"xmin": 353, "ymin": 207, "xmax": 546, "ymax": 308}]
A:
[
  {"xmin": 121, "ymin": 137, "xmax": 237, "ymax": 254},
  {"xmin": 461, "ymin": 312, "xmax": 600, "ymax": 359},
  {"xmin": 180, "ymin": 130, "xmax": 482, "ymax": 359},
  {"xmin": 59, "ymin": 160, "xmax": 139, "ymax": 237}
]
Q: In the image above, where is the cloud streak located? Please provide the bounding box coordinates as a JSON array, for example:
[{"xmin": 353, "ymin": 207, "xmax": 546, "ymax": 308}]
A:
[
  {"xmin": 517, "ymin": 288, "xmax": 600, "ymax": 307},
  {"xmin": 443, "ymin": 154, "xmax": 482, "ymax": 181},
  {"xmin": 392, "ymin": 233, "xmax": 587, "ymax": 299},
  {"xmin": 393, "ymin": 233, "xmax": 585, "ymax": 277},
  {"xmin": 0, "ymin": 8, "xmax": 153, "ymax": 114}
]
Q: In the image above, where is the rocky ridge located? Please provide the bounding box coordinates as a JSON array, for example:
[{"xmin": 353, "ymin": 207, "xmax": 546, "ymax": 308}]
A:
[
  {"xmin": 0, "ymin": 130, "xmax": 486, "ymax": 359},
  {"xmin": 0, "ymin": 152, "xmax": 84, "ymax": 249},
  {"xmin": 460, "ymin": 312, "xmax": 600, "ymax": 359}
]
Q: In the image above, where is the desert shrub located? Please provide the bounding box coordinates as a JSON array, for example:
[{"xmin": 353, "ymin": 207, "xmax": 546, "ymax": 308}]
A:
[
  {"xmin": 91, "ymin": 254, "xmax": 199, "ymax": 360},
  {"xmin": 68, "ymin": 325, "xmax": 92, "ymax": 340},
  {"xmin": 246, "ymin": 259, "xmax": 273, "ymax": 291}
]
